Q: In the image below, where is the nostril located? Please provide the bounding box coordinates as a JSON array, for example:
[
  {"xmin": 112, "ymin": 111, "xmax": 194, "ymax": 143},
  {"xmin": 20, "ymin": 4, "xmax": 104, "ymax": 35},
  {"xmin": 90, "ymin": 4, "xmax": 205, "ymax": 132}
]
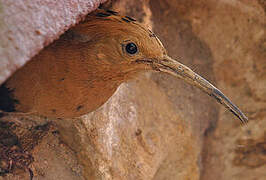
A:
[
  {"xmin": 178, "ymin": 65, "xmax": 183, "ymax": 71},
  {"xmin": 161, "ymin": 59, "xmax": 169, "ymax": 63},
  {"xmin": 194, "ymin": 75, "xmax": 200, "ymax": 81}
]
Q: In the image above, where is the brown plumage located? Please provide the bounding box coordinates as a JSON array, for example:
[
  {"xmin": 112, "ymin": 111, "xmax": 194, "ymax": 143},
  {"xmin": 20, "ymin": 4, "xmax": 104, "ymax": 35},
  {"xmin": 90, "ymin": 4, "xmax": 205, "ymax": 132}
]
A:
[{"xmin": 0, "ymin": 9, "xmax": 248, "ymax": 123}]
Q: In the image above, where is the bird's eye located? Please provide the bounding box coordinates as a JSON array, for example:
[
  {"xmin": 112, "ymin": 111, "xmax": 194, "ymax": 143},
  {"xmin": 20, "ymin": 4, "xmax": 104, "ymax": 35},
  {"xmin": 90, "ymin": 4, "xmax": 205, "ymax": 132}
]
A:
[{"xmin": 125, "ymin": 42, "xmax": 138, "ymax": 55}]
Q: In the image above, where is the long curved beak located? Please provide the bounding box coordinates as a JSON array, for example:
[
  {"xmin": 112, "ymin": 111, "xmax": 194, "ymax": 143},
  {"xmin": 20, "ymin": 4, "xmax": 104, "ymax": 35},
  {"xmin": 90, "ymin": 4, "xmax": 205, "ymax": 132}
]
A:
[{"xmin": 153, "ymin": 55, "xmax": 248, "ymax": 124}]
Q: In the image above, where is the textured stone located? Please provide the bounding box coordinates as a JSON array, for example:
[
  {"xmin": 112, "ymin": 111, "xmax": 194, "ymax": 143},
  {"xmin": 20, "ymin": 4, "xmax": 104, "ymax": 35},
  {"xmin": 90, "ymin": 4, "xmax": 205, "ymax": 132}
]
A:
[
  {"xmin": 0, "ymin": 118, "xmax": 84, "ymax": 180},
  {"xmin": 1, "ymin": 0, "xmax": 265, "ymax": 179},
  {"xmin": 57, "ymin": 76, "xmax": 199, "ymax": 179},
  {"xmin": 193, "ymin": 1, "xmax": 266, "ymax": 179}
]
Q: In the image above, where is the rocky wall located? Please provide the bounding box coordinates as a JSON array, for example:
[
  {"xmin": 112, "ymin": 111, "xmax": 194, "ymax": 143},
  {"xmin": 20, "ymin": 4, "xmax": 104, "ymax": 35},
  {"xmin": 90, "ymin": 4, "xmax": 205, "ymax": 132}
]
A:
[{"xmin": 0, "ymin": 0, "xmax": 265, "ymax": 179}]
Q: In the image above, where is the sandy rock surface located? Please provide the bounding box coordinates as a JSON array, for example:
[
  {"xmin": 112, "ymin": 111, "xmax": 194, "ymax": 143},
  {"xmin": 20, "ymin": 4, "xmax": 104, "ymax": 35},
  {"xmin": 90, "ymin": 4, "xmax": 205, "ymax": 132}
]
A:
[{"xmin": 1, "ymin": 0, "xmax": 265, "ymax": 179}]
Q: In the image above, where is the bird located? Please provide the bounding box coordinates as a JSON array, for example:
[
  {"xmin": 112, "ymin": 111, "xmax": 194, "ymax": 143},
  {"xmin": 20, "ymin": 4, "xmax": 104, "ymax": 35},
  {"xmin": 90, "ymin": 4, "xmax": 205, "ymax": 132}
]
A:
[{"xmin": 0, "ymin": 9, "xmax": 248, "ymax": 123}]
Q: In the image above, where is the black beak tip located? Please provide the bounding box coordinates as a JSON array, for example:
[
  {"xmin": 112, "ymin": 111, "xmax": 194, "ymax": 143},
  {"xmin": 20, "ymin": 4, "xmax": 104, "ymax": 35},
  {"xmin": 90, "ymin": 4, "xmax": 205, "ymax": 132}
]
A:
[{"xmin": 230, "ymin": 109, "xmax": 248, "ymax": 125}]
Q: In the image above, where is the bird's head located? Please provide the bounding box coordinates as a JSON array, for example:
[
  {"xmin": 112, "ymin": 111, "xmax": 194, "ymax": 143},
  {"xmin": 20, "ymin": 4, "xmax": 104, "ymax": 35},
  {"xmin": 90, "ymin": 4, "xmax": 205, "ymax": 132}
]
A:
[{"xmin": 67, "ymin": 9, "xmax": 248, "ymax": 123}]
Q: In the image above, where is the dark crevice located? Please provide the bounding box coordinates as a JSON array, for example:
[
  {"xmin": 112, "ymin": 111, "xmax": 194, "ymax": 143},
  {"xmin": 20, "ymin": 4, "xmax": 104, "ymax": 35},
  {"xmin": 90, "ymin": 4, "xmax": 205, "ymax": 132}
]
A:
[{"xmin": 0, "ymin": 83, "xmax": 19, "ymax": 112}]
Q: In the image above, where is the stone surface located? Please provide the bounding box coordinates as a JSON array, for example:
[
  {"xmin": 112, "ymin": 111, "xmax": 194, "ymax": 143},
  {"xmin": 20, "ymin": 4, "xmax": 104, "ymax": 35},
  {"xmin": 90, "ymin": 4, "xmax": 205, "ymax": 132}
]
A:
[
  {"xmin": 56, "ymin": 76, "xmax": 200, "ymax": 179},
  {"xmin": 1, "ymin": 0, "xmax": 265, "ymax": 179},
  {"xmin": 191, "ymin": 1, "xmax": 266, "ymax": 179},
  {"xmin": 0, "ymin": 118, "xmax": 84, "ymax": 180},
  {"xmin": 0, "ymin": 0, "xmax": 106, "ymax": 84},
  {"xmin": 74, "ymin": 0, "xmax": 266, "ymax": 179}
]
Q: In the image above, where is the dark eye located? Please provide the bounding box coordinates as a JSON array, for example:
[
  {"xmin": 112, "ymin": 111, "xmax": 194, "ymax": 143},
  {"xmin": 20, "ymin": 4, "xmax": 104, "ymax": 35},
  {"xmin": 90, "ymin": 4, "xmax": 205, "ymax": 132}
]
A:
[{"xmin": 125, "ymin": 42, "xmax": 138, "ymax": 55}]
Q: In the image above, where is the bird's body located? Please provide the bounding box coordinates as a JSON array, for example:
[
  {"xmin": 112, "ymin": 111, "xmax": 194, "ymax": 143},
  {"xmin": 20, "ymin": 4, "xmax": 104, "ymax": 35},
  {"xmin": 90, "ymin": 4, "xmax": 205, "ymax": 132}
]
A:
[
  {"xmin": 0, "ymin": 10, "xmax": 164, "ymax": 118},
  {"xmin": 3, "ymin": 38, "xmax": 120, "ymax": 118},
  {"xmin": 0, "ymin": 9, "xmax": 248, "ymax": 123}
]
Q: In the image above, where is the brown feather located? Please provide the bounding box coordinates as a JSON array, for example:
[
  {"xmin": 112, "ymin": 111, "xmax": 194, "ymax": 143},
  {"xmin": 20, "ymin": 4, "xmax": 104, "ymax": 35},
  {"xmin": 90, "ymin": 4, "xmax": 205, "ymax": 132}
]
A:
[
  {"xmin": 0, "ymin": 9, "xmax": 248, "ymax": 123},
  {"xmin": 3, "ymin": 9, "xmax": 165, "ymax": 118}
]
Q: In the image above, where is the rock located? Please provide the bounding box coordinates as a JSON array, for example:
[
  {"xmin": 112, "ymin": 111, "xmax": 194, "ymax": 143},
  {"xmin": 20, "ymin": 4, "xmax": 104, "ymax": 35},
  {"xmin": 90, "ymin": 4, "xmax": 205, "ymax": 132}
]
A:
[
  {"xmin": 192, "ymin": 1, "xmax": 266, "ymax": 179},
  {"xmin": 1, "ymin": 0, "xmax": 265, "ymax": 179},
  {"xmin": 57, "ymin": 76, "xmax": 200, "ymax": 179}
]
